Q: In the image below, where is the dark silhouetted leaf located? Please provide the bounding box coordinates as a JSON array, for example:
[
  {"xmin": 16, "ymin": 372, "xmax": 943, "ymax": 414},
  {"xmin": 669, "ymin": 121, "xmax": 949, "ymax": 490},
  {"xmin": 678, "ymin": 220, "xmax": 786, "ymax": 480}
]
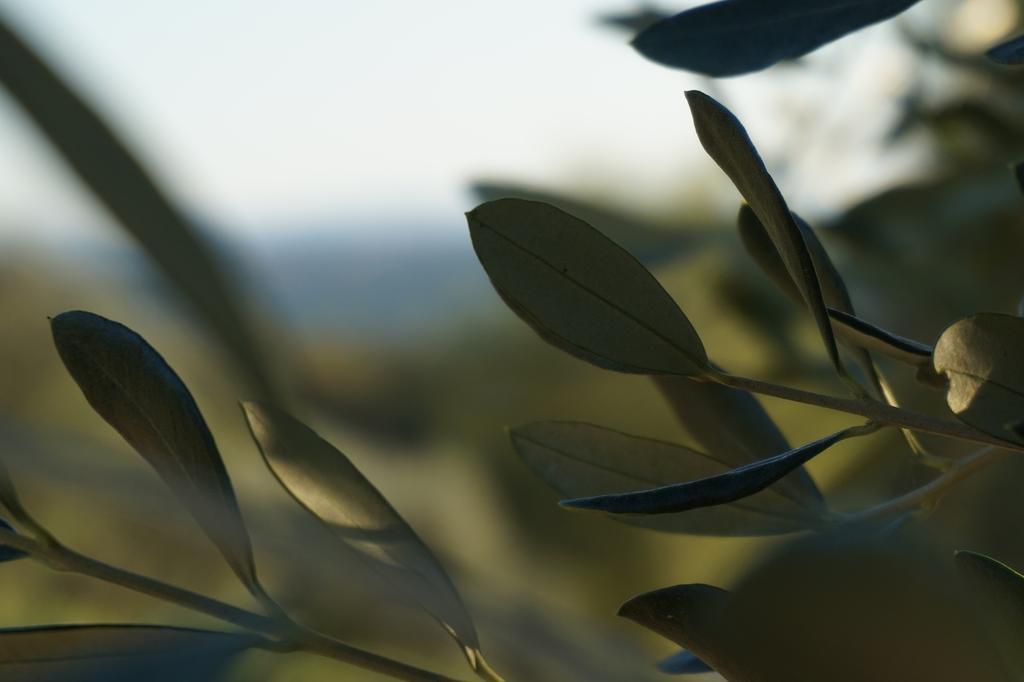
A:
[
  {"xmin": 561, "ymin": 424, "xmax": 874, "ymax": 515},
  {"xmin": 1014, "ymin": 162, "xmax": 1024, "ymax": 195},
  {"xmin": 0, "ymin": 17, "xmax": 275, "ymax": 398},
  {"xmin": 827, "ymin": 308, "xmax": 933, "ymax": 365},
  {"xmin": 0, "ymin": 624, "xmax": 258, "ymax": 682},
  {"xmin": 241, "ymin": 402, "xmax": 488, "ymax": 671},
  {"xmin": 50, "ymin": 311, "xmax": 262, "ymax": 597},
  {"xmin": 987, "ymin": 35, "xmax": 1024, "ymax": 65},
  {"xmin": 511, "ymin": 421, "xmax": 819, "ymax": 536},
  {"xmin": 467, "ymin": 199, "xmax": 709, "ymax": 376},
  {"xmin": 619, "ymin": 585, "xmax": 743, "ymax": 680},
  {"xmin": 688, "ymin": 92, "xmax": 843, "ymax": 379},
  {"xmin": 0, "ymin": 519, "xmax": 26, "ymax": 564},
  {"xmin": 933, "ymin": 314, "xmax": 1024, "ymax": 445},
  {"xmin": 657, "ymin": 649, "xmax": 713, "ymax": 675},
  {"xmin": 652, "ymin": 374, "xmax": 823, "ymax": 508},
  {"xmin": 633, "ymin": 0, "xmax": 922, "ymax": 76}
]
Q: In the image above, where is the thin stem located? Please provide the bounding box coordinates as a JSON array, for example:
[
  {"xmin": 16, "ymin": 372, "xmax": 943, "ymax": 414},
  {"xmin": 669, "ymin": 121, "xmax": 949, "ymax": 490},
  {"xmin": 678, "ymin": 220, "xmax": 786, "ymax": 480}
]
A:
[
  {"xmin": 846, "ymin": 446, "xmax": 1008, "ymax": 523},
  {"xmin": 0, "ymin": 528, "xmax": 463, "ymax": 682},
  {"xmin": 709, "ymin": 372, "xmax": 1023, "ymax": 452}
]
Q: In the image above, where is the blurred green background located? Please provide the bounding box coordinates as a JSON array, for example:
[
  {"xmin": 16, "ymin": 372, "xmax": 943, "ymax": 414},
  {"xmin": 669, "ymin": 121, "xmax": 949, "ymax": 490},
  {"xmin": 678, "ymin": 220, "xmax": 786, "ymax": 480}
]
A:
[{"xmin": 1, "ymin": 1, "xmax": 1024, "ymax": 680}]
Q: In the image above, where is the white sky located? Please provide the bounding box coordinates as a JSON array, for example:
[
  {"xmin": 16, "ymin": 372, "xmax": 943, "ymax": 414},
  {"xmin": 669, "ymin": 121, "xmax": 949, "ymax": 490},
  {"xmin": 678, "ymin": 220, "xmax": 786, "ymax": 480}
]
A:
[{"xmin": 0, "ymin": 0, "xmax": 993, "ymax": 241}]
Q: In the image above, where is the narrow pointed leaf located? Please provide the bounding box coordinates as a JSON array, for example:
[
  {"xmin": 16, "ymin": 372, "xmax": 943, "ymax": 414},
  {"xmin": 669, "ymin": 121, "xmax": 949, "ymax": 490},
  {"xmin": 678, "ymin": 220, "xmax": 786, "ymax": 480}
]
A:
[
  {"xmin": 50, "ymin": 311, "xmax": 261, "ymax": 596},
  {"xmin": 688, "ymin": 92, "xmax": 842, "ymax": 378},
  {"xmin": 512, "ymin": 422, "xmax": 818, "ymax": 536},
  {"xmin": 933, "ymin": 314, "xmax": 1024, "ymax": 445},
  {"xmin": 0, "ymin": 625, "xmax": 258, "ymax": 682},
  {"xmin": 561, "ymin": 424, "xmax": 874, "ymax": 515},
  {"xmin": 987, "ymin": 36, "xmax": 1024, "ymax": 65},
  {"xmin": 1014, "ymin": 163, "xmax": 1024, "ymax": 196},
  {"xmin": 657, "ymin": 649, "xmax": 713, "ymax": 675},
  {"xmin": 633, "ymin": 0, "xmax": 922, "ymax": 76},
  {"xmin": 0, "ymin": 18, "xmax": 275, "ymax": 398},
  {"xmin": 619, "ymin": 585, "xmax": 742, "ymax": 680},
  {"xmin": 241, "ymin": 402, "xmax": 482, "ymax": 662},
  {"xmin": 467, "ymin": 198, "xmax": 709, "ymax": 376},
  {"xmin": 956, "ymin": 551, "xmax": 1024, "ymax": 616},
  {"xmin": 827, "ymin": 308, "xmax": 933, "ymax": 365},
  {"xmin": 654, "ymin": 373, "xmax": 823, "ymax": 508}
]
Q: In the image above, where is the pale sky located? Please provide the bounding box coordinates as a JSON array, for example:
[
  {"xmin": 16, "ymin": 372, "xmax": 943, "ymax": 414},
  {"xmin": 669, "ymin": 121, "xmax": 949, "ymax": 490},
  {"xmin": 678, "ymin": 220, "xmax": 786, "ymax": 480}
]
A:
[{"xmin": 0, "ymin": 0, "xmax": 1000, "ymax": 242}]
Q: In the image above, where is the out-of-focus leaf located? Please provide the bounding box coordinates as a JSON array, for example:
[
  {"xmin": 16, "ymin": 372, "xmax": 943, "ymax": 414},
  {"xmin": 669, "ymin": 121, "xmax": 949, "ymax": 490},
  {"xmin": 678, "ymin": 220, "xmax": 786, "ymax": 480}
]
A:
[
  {"xmin": 633, "ymin": 0, "xmax": 921, "ymax": 76},
  {"xmin": 1014, "ymin": 163, "xmax": 1024, "ymax": 195},
  {"xmin": 687, "ymin": 92, "xmax": 843, "ymax": 379},
  {"xmin": 0, "ymin": 624, "xmax": 258, "ymax": 682},
  {"xmin": 241, "ymin": 402, "xmax": 488, "ymax": 671},
  {"xmin": 657, "ymin": 649, "xmax": 713, "ymax": 675},
  {"xmin": 0, "ymin": 16, "xmax": 275, "ymax": 398},
  {"xmin": 619, "ymin": 585, "xmax": 742, "ymax": 680},
  {"xmin": 933, "ymin": 314, "xmax": 1024, "ymax": 445},
  {"xmin": 956, "ymin": 550, "xmax": 1024, "ymax": 670},
  {"xmin": 653, "ymin": 374, "xmax": 823, "ymax": 508},
  {"xmin": 598, "ymin": 6, "xmax": 671, "ymax": 34},
  {"xmin": 467, "ymin": 199, "xmax": 709, "ymax": 376},
  {"xmin": 560, "ymin": 424, "xmax": 873, "ymax": 515},
  {"xmin": 827, "ymin": 308, "xmax": 933, "ymax": 365},
  {"xmin": 50, "ymin": 311, "xmax": 262, "ymax": 597},
  {"xmin": 511, "ymin": 421, "xmax": 819, "ymax": 536},
  {"xmin": 470, "ymin": 182, "xmax": 698, "ymax": 267},
  {"xmin": 561, "ymin": 421, "xmax": 872, "ymax": 512},
  {"xmin": 0, "ymin": 519, "xmax": 26, "ymax": 564},
  {"xmin": 987, "ymin": 35, "xmax": 1024, "ymax": 65}
]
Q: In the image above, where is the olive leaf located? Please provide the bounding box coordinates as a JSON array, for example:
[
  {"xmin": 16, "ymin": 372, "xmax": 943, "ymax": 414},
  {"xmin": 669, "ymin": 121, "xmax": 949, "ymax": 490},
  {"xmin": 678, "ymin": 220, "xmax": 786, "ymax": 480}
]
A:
[
  {"xmin": 987, "ymin": 36, "xmax": 1024, "ymax": 65},
  {"xmin": 0, "ymin": 18, "xmax": 275, "ymax": 398},
  {"xmin": 827, "ymin": 308, "xmax": 933, "ymax": 366},
  {"xmin": 618, "ymin": 585, "xmax": 743, "ymax": 681},
  {"xmin": 0, "ymin": 519, "xmax": 26, "ymax": 564},
  {"xmin": 956, "ymin": 550, "xmax": 1024, "ymax": 668},
  {"xmin": 657, "ymin": 649, "xmax": 713, "ymax": 675},
  {"xmin": 688, "ymin": 92, "xmax": 844, "ymax": 380},
  {"xmin": 241, "ymin": 402, "xmax": 489, "ymax": 672},
  {"xmin": 511, "ymin": 421, "xmax": 820, "ymax": 536},
  {"xmin": 467, "ymin": 198, "xmax": 709, "ymax": 376},
  {"xmin": 50, "ymin": 311, "xmax": 263, "ymax": 598},
  {"xmin": 933, "ymin": 314, "xmax": 1024, "ymax": 445},
  {"xmin": 470, "ymin": 181, "xmax": 695, "ymax": 267},
  {"xmin": 0, "ymin": 625, "xmax": 258, "ymax": 682},
  {"xmin": 653, "ymin": 373, "xmax": 824, "ymax": 509},
  {"xmin": 1014, "ymin": 162, "xmax": 1024, "ymax": 196},
  {"xmin": 632, "ymin": 0, "xmax": 922, "ymax": 76},
  {"xmin": 560, "ymin": 424, "xmax": 875, "ymax": 515}
]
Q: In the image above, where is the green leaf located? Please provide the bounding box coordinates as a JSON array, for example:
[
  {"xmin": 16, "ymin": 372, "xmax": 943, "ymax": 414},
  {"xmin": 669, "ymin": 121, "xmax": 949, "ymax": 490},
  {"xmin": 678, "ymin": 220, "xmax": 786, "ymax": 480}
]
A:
[
  {"xmin": 511, "ymin": 421, "xmax": 819, "ymax": 536},
  {"xmin": 467, "ymin": 198, "xmax": 709, "ymax": 376},
  {"xmin": 619, "ymin": 585, "xmax": 742, "ymax": 680},
  {"xmin": 560, "ymin": 424, "xmax": 874, "ymax": 515},
  {"xmin": 50, "ymin": 311, "xmax": 262, "ymax": 597},
  {"xmin": 0, "ymin": 18, "xmax": 275, "ymax": 398},
  {"xmin": 633, "ymin": 0, "xmax": 922, "ymax": 76},
  {"xmin": 470, "ymin": 181, "xmax": 695, "ymax": 268},
  {"xmin": 987, "ymin": 35, "xmax": 1024, "ymax": 65},
  {"xmin": 688, "ymin": 93, "xmax": 843, "ymax": 380},
  {"xmin": 240, "ymin": 402, "xmax": 487, "ymax": 670},
  {"xmin": 827, "ymin": 308, "xmax": 933, "ymax": 366},
  {"xmin": 654, "ymin": 373, "xmax": 823, "ymax": 509},
  {"xmin": 933, "ymin": 314, "xmax": 1024, "ymax": 445},
  {"xmin": 0, "ymin": 624, "xmax": 258, "ymax": 682}
]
